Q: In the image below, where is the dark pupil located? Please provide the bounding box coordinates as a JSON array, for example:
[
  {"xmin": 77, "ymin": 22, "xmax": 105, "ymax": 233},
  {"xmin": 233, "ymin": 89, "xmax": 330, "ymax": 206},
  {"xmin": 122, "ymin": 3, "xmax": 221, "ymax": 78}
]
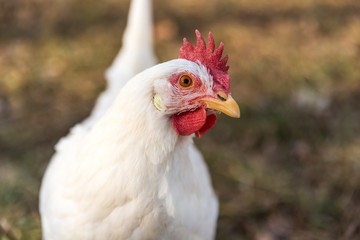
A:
[{"xmin": 183, "ymin": 78, "xmax": 190, "ymax": 85}]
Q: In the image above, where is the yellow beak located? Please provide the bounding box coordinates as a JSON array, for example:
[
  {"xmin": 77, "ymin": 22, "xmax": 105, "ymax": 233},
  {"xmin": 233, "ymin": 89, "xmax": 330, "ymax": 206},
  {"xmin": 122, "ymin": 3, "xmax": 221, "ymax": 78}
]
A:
[{"xmin": 198, "ymin": 93, "xmax": 240, "ymax": 118}]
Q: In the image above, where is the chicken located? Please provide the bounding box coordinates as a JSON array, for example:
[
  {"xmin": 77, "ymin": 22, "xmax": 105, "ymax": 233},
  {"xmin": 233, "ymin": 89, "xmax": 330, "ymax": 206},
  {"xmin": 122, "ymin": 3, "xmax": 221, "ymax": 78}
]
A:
[{"xmin": 39, "ymin": 0, "xmax": 240, "ymax": 239}]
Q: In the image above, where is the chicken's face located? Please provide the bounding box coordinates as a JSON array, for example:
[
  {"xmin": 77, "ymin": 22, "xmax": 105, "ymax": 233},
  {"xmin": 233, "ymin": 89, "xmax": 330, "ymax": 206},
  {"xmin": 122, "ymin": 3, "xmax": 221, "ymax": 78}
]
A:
[{"xmin": 152, "ymin": 30, "xmax": 240, "ymax": 138}]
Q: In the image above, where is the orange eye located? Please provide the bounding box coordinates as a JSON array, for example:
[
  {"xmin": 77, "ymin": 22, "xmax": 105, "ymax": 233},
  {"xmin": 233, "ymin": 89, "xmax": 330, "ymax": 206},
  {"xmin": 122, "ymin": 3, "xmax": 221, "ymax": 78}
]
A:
[{"xmin": 179, "ymin": 75, "xmax": 193, "ymax": 88}]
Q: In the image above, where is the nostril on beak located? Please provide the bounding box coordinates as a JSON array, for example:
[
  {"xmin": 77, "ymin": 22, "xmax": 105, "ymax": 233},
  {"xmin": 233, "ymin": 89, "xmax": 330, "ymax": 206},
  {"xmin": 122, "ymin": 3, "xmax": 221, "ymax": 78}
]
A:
[{"xmin": 216, "ymin": 92, "xmax": 228, "ymax": 101}]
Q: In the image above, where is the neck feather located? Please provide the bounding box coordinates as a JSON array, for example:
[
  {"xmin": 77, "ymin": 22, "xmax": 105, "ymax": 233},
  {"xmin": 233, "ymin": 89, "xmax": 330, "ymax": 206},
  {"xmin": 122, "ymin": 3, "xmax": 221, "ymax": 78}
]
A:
[{"xmin": 87, "ymin": 68, "xmax": 193, "ymax": 165}]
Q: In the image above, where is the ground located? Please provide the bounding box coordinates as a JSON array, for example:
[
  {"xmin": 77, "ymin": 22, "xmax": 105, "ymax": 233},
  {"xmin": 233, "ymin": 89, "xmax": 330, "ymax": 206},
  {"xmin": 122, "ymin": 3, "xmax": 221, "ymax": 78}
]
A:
[{"xmin": 0, "ymin": 0, "xmax": 360, "ymax": 239}]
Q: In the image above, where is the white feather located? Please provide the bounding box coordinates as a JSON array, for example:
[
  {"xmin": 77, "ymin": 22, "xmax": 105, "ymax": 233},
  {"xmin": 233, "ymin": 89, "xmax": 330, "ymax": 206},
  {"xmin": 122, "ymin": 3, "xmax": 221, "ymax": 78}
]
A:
[
  {"xmin": 39, "ymin": 0, "xmax": 219, "ymax": 239},
  {"xmin": 40, "ymin": 61, "xmax": 218, "ymax": 239},
  {"xmin": 82, "ymin": 0, "xmax": 157, "ymax": 130}
]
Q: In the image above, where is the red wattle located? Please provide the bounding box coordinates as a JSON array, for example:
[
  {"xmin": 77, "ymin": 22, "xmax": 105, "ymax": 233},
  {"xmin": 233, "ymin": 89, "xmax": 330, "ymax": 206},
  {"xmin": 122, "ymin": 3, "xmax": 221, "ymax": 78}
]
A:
[
  {"xmin": 172, "ymin": 108, "xmax": 207, "ymax": 136},
  {"xmin": 195, "ymin": 114, "xmax": 217, "ymax": 138},
  {"xmin": 171, "ymin": 109, "xmax": 217, "ymax": 138}
]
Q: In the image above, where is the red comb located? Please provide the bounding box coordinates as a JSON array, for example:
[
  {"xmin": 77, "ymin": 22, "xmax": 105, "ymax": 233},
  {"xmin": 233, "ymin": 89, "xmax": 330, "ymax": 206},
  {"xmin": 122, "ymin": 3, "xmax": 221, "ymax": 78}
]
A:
[{"xmin": 179, "ymin": 30, "xmax": 230, "ymax": 92}]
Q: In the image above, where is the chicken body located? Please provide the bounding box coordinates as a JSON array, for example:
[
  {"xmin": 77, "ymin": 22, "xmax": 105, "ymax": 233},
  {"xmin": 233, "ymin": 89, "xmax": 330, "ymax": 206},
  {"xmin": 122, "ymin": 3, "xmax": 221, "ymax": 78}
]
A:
[
  {"xmin": 40, "ymin": 61, "xmax": 219, "ymax": 239},
  {"xmin": 39, "ymin": 0, "xmax": 241, "ymax": 238}
]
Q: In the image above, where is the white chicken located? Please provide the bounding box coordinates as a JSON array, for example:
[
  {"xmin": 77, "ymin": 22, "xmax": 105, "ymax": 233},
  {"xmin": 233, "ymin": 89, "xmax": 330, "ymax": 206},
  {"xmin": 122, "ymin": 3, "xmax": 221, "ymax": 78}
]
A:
[{"xmin": 39, "ymin": 0, "xmax": 240, "ymax": 239}]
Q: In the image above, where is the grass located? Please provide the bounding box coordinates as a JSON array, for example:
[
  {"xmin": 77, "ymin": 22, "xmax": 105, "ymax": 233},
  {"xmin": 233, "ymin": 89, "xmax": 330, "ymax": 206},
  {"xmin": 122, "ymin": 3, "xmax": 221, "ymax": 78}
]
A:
[{"xmin": 1, "ymin": 0, "xmax": 360, "ymax": 239}]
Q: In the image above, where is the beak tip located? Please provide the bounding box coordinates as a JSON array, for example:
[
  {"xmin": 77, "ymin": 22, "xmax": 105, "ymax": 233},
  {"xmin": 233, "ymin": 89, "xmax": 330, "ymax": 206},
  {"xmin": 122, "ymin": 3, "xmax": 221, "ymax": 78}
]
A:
[{"xmin": 233, "ymin": 109, "xmax": 241, "ymax": 118}]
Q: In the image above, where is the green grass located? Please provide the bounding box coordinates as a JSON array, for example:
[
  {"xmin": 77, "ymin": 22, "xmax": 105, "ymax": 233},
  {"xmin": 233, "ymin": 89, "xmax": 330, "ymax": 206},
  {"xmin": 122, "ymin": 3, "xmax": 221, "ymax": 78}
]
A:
[{"xmin": 1, "ymin": 0, "xmax": 360, "ymax": 239}]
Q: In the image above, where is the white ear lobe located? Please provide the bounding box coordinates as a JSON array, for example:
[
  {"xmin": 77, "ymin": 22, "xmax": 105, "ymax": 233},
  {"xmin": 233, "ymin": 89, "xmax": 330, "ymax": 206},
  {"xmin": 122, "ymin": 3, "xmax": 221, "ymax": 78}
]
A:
[{"xmin": 153, "ymin": 94, "xmax": 164, "ymax": 111}]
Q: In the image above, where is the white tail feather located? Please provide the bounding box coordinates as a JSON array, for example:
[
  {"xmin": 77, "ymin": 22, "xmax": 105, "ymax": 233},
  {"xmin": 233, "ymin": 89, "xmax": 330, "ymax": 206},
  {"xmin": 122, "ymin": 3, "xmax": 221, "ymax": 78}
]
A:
[
  {"xmin": 106, "ymin": 0, "xmax": 157, "ymax": 84},
  {"xmin": 82, "ymin": 0, "xmax": 157, "ymax": 130}
]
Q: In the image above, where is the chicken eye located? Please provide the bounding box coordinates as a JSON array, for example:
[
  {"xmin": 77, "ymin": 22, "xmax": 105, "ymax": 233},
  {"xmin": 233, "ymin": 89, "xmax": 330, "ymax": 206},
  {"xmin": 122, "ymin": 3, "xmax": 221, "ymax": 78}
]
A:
[{"xmin": 179, "ymin": 75, "xmax": 193, "ymax": 88}]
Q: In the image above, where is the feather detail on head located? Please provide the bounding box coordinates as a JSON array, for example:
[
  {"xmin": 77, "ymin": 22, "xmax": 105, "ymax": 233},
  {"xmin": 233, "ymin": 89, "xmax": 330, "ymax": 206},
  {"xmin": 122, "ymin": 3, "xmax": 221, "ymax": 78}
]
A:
[{"xmin": 179, "ymin": 30, "xmax": 231, "ymax": 93}]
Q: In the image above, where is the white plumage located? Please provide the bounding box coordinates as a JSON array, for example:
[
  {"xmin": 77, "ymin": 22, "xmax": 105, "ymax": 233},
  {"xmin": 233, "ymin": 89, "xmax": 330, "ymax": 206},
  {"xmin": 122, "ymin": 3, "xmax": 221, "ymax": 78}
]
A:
[
  {"xmin": 82, "ymin": 0, "xmax": 156, "ymax": 130},
  {"xmin": 40, "ymin": 0, "xmax": 239, "ymax": 239}
]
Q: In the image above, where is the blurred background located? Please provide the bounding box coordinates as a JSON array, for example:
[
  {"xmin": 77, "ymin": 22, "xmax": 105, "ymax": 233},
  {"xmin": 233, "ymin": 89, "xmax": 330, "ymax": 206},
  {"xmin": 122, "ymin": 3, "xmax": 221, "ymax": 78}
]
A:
[{"xmin": 0, "ymin": 0, "xmax": 360, "ymax": 239}]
